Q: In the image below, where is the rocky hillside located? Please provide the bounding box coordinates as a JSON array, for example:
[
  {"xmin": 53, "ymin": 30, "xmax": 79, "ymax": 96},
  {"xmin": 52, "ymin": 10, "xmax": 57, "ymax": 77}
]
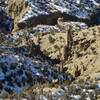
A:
[{"xmin": 0, "ymin": 0, "xmax": 100, "ymax": 99}]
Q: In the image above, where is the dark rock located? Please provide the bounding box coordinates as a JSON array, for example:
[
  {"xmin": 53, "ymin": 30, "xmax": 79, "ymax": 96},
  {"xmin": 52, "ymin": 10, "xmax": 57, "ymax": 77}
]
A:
[{"xmin": 0, "ymin": 7, "xmax": 13, "ymax": 33}]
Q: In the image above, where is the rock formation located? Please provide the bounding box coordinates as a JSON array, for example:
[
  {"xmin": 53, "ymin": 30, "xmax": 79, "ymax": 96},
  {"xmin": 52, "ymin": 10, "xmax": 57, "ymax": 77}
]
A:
[{"xmin": 0, "ymin": 0, "xmax": 100, "ymax": 99}]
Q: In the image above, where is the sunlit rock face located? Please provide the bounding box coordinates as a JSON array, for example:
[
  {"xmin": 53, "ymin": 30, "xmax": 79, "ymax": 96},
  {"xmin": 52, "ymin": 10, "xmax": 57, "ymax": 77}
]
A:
[{"xmin": 0, "ymin": 7, "xmax": 13, "ymax": 33}]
